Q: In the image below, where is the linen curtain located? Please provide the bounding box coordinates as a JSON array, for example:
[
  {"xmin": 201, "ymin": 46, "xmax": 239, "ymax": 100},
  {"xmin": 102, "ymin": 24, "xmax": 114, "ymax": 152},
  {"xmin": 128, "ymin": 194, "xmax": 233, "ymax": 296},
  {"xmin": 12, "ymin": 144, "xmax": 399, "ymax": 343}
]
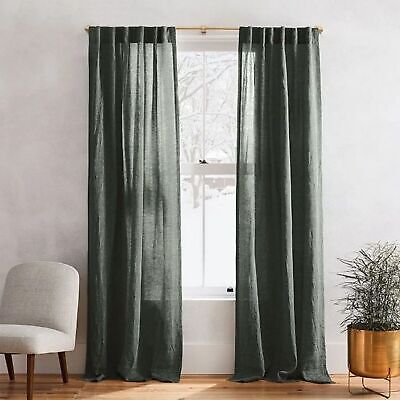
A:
[
  {"xmin": 234, "ymin": 27, "xmax": 331, "ymax": 383},
  {"xmin": 86, "ymin": 26, "xmax": 182, "ymax": 382}
]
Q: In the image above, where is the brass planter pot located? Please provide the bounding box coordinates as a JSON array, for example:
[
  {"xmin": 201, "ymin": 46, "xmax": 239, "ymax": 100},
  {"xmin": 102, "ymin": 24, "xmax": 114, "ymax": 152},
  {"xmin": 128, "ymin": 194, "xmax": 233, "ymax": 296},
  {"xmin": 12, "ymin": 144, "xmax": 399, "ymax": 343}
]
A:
[{"xmin": 348, "ymin": 327, "xmax": 400, "ymax": 378}]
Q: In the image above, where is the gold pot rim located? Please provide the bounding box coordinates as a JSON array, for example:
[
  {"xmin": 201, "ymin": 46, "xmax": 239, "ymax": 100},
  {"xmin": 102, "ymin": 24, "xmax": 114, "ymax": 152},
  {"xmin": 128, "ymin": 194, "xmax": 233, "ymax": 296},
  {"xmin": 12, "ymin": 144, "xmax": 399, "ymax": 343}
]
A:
[{"xmin": 347, "ymin": 325, "xmax": 400, "ymax": 334}]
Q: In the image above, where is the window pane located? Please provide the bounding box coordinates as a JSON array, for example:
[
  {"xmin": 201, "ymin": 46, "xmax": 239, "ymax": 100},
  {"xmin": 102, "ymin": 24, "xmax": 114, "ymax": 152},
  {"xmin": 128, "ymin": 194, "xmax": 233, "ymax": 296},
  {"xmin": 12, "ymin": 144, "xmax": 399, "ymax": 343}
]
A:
[
  {"xmin": 181, "ymin": 174, "xmax": 203, "ymax": 287},
  {"xmin": 204, "ymin": 52, "xmax": 237, "ymax": 163},
  {"xmin": 178, "ymin": 51, "xmax": 238, "ymax": 163},
  {"xmin": 178, "ymin": 52, "xmax": 204, "ymax": 163},
  {"xmin": 204, "ymin": 174, "xmax": 236, "ymax": 287}
]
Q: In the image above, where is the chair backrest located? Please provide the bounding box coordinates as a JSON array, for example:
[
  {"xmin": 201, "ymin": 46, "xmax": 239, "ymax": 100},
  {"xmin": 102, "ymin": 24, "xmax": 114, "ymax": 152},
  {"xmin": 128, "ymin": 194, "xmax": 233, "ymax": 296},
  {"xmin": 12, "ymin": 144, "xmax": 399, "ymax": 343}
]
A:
[{"xmin": 0, "ymin": 262, "xmax": 79, "ymax": 338}]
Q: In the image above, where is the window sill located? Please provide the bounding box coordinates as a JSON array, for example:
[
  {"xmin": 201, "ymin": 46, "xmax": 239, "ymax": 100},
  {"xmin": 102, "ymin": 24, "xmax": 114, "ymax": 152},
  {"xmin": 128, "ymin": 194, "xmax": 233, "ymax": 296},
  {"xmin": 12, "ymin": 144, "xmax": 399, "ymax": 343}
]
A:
[{"xmin": 183, "ymin": 297, "xmax": 235, "ymax": 301}]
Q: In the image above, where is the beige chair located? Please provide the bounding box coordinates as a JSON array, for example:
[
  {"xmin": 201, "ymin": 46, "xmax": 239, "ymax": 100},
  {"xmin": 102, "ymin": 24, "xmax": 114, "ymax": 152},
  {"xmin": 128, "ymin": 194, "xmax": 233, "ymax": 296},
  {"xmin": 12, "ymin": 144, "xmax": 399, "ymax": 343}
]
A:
[{"xmin": 0, "ymin": 262, "xmax": 79, "ymax": 400}]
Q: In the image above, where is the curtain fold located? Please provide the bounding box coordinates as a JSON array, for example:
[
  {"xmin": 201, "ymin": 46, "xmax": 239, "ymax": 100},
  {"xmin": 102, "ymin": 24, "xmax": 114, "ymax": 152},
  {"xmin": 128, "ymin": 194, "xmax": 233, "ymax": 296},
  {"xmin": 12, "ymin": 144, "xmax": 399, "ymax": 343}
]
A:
[
  {"xmin": 233, "ymin": 26, "xmax": 331, "ymax": 383},
  {"xmin": 86, "ymin": 26, "xmax": 182, "ymax": 382}
]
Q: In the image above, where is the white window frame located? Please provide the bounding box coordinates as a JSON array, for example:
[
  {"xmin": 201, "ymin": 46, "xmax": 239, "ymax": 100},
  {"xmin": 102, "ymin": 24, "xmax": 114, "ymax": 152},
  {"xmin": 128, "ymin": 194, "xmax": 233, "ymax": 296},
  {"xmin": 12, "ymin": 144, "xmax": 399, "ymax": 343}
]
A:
[{"xmin": 177, "ymin": 31, "xmax": 238, "ymax": 299}]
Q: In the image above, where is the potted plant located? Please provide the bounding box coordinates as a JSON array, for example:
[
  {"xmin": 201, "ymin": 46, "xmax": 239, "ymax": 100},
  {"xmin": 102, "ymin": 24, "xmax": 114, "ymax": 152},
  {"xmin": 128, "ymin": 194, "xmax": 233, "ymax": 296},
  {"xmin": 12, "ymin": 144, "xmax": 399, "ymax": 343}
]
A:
[{"xmin": 338, "ymin": 242, "xmax": 400, "ymax": 391}]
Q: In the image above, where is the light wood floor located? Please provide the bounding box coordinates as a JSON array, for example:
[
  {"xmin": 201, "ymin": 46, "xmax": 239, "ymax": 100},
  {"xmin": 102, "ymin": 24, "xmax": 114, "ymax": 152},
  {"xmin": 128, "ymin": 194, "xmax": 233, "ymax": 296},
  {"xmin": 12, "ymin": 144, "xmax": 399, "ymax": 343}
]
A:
[{"xmin": 0, "ymin": 374, "xmax": 398, "ymax": 399}]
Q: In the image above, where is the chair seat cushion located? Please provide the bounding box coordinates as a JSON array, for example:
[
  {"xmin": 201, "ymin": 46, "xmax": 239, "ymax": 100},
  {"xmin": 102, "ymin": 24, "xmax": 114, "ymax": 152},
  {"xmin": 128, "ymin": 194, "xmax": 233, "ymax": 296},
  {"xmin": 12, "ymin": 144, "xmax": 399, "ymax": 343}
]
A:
[{"xmin": 0, "ymin": 324, "xmax": 74, "ymax": 354}]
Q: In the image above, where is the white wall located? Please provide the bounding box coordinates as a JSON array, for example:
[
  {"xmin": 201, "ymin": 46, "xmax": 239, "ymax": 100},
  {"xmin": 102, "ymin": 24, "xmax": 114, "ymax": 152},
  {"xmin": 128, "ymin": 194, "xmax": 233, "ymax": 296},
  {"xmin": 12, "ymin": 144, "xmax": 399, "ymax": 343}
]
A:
[{"xmin": 1, "ymin": 0, "xmax": 400, "ymax": 375}]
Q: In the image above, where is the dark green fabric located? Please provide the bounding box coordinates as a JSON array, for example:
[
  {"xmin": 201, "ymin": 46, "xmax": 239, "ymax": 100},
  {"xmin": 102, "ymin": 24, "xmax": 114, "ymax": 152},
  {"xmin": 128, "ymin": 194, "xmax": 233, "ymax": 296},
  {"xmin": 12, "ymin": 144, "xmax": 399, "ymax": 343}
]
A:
[
  {"xmin": 233, "ymin": 27, "xmax": 331, "ymax": 383},
  {"xmin": 86, "ymin": 26, "xmax": 182, "ymax": 383}
]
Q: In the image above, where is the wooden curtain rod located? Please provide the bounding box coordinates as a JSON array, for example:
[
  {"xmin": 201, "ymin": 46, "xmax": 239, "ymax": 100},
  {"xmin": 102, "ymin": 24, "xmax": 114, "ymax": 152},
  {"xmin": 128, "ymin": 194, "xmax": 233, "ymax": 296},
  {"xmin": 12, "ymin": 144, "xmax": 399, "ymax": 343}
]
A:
[{"xmin": 84, "ymin": 25, "xmax": 324, "ymax": 33}]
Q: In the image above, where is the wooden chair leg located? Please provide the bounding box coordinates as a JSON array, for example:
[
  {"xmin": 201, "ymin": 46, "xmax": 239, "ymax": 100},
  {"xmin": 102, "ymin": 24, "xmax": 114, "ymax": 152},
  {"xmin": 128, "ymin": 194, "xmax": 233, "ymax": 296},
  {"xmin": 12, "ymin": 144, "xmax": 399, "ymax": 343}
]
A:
[
  {"xmin": 4, "ymin": 353, "xmax": 15, "ymax": 381},
  {"xmin": 27, "ymin": 354, "xmax": 35, "ymax": 400},
  {"xmin": 58, "ymin": 352, "xmax": 68, "ymax": 383}
]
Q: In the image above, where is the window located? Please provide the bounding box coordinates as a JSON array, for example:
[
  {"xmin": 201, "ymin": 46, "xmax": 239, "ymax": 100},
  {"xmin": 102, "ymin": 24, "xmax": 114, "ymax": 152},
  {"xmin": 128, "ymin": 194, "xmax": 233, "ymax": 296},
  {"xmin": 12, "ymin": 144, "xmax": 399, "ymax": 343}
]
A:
[{"xmin": 177, "ymin": 33, "xmax": 238, "ymax": 298}]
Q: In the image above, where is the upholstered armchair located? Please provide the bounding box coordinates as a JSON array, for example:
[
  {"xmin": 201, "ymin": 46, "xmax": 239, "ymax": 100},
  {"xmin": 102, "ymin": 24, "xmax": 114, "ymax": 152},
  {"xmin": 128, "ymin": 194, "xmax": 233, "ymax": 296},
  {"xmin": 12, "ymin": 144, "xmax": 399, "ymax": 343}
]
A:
[{"xmin": 0, "ymin": 262, "xmax": 79, "ymax": 400}]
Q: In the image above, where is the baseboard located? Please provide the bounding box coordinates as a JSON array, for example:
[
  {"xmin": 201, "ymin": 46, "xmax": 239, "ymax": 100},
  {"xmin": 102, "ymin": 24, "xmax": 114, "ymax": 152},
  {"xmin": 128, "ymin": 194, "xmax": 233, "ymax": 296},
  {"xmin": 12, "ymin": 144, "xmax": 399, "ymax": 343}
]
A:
[
  {"xmin": 182, "ymin": 342, "xmax": 348, "ymax": 375},
  {"xmin": 0, "ymin": 342, "xmax": 348, "ymax": 375}
]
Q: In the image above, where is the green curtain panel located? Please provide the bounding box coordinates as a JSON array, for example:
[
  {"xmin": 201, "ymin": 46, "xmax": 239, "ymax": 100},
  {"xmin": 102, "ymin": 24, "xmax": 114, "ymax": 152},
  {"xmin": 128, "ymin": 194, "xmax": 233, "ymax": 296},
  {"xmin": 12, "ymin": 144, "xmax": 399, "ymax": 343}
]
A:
[
  {"xmin": 233, "ymin": 27, "xmax": 331, "ymax": 383},
  {"xmin": 86, "ymin": 26, "xmax": 182, "ymax": 382}
]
